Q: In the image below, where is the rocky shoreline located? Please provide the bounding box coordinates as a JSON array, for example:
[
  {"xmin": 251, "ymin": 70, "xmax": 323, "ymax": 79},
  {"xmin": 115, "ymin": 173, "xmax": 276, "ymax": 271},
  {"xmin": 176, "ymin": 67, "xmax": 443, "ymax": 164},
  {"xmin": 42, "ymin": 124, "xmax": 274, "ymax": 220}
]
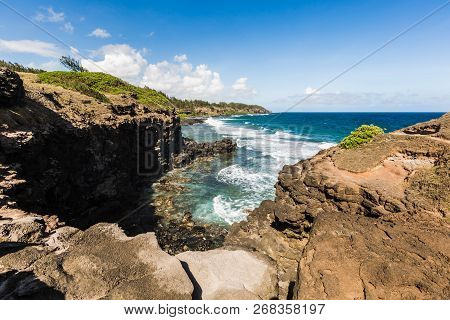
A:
[{"xmin": 1, "ymin": 68, "xmax": 449, "ymax": 300}]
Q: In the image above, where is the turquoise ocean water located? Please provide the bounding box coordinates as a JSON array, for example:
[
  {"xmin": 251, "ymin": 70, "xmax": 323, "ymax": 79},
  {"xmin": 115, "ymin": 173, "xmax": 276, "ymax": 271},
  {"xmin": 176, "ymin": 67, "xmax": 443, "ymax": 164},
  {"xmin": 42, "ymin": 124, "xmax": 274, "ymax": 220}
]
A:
[{"xmin": 173, "ymin": 112, "xmax": 444, "ymax": 225}]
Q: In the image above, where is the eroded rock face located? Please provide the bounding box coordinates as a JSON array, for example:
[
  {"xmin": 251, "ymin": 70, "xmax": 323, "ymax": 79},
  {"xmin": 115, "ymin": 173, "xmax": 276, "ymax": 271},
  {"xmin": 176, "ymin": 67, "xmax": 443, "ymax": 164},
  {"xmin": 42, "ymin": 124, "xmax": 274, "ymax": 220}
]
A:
[
  {"xmin": 227, "ymin": 113, "xmax": 450, "ymax": 300},
  {"xmin": 0, "ymin": 72, "xmax": 182, "ymax": 228},
  {"xmin": 0, "ymin": 224, "xmax": 194, "ymax": 299},
  {"xmin": 298, "ymin": 212, "xmax": 450, "ymax": 299},
  {"xmin": 176, "ymin": 248, "xmax": 278, "ymax": 300},
  {"xmin": 401, "ymin": 113, "xmax": 449, "ymax": 140},
  {"xmin": 0, "ymin": 68, "xmax": 25, "ymax": 108}
]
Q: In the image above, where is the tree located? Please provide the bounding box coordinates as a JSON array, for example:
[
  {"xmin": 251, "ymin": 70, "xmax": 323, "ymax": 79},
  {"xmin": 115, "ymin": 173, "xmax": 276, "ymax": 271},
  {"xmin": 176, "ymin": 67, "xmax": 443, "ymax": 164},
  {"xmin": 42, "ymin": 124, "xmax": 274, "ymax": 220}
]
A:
[{"xmin": 60, "ymin": 56, "xmax": 87, "ymax": 72}]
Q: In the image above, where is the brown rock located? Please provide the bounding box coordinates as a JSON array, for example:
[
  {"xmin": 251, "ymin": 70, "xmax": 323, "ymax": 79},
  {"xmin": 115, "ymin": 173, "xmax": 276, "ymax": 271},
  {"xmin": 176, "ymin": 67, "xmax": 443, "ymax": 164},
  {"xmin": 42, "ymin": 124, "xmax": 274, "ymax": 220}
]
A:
[
  {"xmin": 0, "ymin": 224, "xmax": 194, "ymax": 299},
  {"xmin": 297, "ymin": 212, "xmax": 450, "ymax": 299}
]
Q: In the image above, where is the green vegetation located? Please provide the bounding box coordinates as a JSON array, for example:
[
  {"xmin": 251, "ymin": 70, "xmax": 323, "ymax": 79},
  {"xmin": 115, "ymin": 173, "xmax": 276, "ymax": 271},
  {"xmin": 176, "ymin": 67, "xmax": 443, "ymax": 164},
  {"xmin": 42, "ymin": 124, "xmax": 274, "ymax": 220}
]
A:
[
  {"xmin": 37, "ymin": 71, "xmax": 268, "ymax": 115},
  {"xmin": 0, "ymin": 60, "xmax": 44, "ymax": 74},
  {"xmin": 340, "ymin": 125, "xmax": 384, "ymax": 149},
  {"xmin": 38, "ymin": 71, "xmax": 171, "ymax": 107},
  {"xmin": 169, "ymin": 97, "xmax": 268, "ymax": 116},
  {"xmin": 2, "ymin": 59, "xmax": 268, "ymax": 116}
]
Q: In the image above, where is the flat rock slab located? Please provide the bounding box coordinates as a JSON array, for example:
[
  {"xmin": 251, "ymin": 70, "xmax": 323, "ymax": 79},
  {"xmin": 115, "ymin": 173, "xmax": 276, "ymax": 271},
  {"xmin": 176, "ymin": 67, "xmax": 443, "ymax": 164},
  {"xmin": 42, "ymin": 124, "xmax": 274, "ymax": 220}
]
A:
[
  {"xmin": 177, "ymin": 248, "xmax": 278, "ymax": 300},
  {"xmin": 0, "ymin": 223, "xmax": 194, "ymax": 299}
]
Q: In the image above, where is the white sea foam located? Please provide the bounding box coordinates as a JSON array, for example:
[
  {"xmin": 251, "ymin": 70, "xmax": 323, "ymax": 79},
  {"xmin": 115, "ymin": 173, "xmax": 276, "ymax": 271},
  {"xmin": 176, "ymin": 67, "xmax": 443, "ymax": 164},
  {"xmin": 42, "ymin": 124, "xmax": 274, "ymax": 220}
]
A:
[
  {"xmin": 213, "ymin": 195, "xmax": 252, "ymax": 224},
  {"xmin": 204, "ymin": 116, "xmax": 336, "ymax": 224},
  {"xmin": 217, "ymin": 164, "xmax": 274, "ymax": 193}
]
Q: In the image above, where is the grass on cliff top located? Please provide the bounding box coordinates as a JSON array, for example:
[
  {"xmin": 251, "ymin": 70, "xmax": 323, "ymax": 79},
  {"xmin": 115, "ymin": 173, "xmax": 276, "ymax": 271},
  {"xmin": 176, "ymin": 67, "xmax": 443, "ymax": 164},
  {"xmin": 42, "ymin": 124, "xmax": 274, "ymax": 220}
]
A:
[
  {"xmin": 38, "ymin": 71, "xmax": 171, "ymax": 107},
  {"xmin": 340, "ymin": 124, "xmax": 385, "ymax": 149}
]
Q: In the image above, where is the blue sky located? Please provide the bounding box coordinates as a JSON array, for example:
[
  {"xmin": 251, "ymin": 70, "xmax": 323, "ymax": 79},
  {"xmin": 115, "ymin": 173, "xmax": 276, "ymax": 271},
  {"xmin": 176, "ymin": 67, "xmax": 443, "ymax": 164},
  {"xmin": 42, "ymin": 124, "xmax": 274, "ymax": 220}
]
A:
[{"xmin": 0, "ymin": 0, "xmax": 449, "ymax": 112}]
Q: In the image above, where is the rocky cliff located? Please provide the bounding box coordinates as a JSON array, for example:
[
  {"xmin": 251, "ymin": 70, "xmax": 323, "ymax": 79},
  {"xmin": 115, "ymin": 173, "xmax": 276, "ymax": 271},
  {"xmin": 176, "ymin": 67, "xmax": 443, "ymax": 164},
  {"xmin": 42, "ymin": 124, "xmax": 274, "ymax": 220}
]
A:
[
  {"xmin": 0, "ymin": 70, "xmax": 184, "ymax": 229},
  {"xmin": 227, "ymin": 112, "xmax": 450, "ymax": 299},
  {"xmin": 0, "ymin": 69, "xmax": 273, "ymax": 300},
  {"xmin": 1, "ymin": 68, "xmax": 448, "ymax": 300}
]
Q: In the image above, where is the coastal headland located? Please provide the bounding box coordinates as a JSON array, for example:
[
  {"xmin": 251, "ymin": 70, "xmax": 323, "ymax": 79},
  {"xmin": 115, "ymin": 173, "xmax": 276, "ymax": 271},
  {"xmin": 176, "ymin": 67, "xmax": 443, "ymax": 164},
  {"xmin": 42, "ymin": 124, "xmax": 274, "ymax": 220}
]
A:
[{"xmin": 0, "ymin": 69, "xmax": 448, "ymax": 300}]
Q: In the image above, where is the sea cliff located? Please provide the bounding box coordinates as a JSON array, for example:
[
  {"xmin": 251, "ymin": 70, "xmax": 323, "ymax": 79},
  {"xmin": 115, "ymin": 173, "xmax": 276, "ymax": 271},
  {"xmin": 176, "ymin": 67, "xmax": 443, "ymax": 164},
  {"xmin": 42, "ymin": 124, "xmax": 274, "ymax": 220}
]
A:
[{"xmin": 0, "ymin": 68, "xmax": 448, "ymax": 299}]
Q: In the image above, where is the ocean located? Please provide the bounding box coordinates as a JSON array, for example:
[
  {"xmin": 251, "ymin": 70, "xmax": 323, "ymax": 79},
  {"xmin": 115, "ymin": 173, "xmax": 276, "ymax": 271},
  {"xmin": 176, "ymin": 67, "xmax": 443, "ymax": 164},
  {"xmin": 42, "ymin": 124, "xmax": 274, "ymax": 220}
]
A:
[{"xmin": 157, "ymin": 112, "xmax": 444, "ymax": 225}]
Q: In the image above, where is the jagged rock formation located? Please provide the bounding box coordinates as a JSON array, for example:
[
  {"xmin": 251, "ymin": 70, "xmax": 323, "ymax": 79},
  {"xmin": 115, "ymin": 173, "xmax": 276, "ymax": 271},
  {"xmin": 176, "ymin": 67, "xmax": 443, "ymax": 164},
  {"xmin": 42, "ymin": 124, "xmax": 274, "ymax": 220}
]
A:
[
  {"xmin": 227, "ymin": 113, "xmax": 450, "ymax": 299},
  {"xmin": 174, "ymin": 138, "xmax": 236, "ymax": 168}
]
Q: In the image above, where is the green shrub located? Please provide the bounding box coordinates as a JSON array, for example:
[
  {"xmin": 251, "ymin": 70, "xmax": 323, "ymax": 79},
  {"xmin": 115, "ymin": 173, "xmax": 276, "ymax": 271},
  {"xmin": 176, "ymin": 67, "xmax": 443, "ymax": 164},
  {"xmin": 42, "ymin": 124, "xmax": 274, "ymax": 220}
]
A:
[{"xmin": 340, "ymin": 124, "xmax": 384, "ymax": 149}]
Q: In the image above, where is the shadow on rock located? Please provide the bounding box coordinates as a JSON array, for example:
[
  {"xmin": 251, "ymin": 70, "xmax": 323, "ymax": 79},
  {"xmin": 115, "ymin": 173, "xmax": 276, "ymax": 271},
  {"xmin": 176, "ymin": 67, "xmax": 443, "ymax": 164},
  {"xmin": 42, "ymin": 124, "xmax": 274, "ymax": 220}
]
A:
[{"xmin": 0, "ymin": 270, "xmax": 64, "ymax": 299}]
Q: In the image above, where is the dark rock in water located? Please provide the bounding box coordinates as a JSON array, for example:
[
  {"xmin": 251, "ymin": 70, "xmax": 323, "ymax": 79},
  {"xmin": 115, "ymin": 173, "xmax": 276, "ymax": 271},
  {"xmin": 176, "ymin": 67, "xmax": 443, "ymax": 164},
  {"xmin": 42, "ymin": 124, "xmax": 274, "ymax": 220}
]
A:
[
  {"xmin": 155, "ymin": 211, "xmax": 228, "ymax": 255},
  {"xmin": 174, "ymin": 137, "xmax": 236, "ymax": 167},
  {"xmin": 181, "ymin": 117, "xmax": 205, "ymax": 125},
  {"xmin": 0, "ymin": 68, "xmax": 25, "ymax": 108}
]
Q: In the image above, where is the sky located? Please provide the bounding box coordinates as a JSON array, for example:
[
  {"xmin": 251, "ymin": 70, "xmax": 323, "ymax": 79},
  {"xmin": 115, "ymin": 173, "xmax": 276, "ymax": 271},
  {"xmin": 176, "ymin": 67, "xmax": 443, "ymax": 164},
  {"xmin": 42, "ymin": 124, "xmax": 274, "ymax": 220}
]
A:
[{"xmin": 0, "ymin": 0, "xmax": 449, "ymax": 112}]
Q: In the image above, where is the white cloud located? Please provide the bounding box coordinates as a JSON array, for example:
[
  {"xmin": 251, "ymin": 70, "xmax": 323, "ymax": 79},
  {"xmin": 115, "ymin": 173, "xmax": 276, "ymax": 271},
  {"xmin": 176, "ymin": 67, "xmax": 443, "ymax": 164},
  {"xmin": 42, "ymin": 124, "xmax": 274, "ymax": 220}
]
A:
[
  {"xmin": 89, "ymin": 28, "xmax": 111, "ymax": 39},
  {"xmin": 78, "ymin": 44, "xmax": 252, "ymax": 100},
  {"xmin": 305, "ymin": 86, "xmax": 320, "ymax": 95},
  {"xmin": 63, "ymin": 22, "xmax": 74, "ymax": 33},
  {"xmin": 28, "ymin": 60, "xmax": 62, "ymax": 71},
  {"xmin": 231, "ymin": 77, "xmax": 257, "ymax": 98},
  {"xmin": 34, "ymin": 7, "xmax": 74, "ymax": 33},
  {"xmin": 141, "ymin": 55, "xmax": 225, "ymax": 99},
  {"xmin": 34, "ymin": 7, "xmax": 65, "ymax": 22},
  {"xmin": 0, "ymin": 39, "xmax": 61, "ymax": 57},
  {"xmin": 81, "ymin": 44, "xmax": 147, "ymax": 82},
  {"xmin": 174, "ymin": 54, "xmax": 187, "ymax": 62}
]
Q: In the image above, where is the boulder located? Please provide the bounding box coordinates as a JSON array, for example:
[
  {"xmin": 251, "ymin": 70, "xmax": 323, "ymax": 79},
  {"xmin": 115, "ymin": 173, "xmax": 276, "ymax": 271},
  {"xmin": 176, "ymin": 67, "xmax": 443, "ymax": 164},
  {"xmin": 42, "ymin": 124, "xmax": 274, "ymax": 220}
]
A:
[
  {"xmin": 0, "ymin": 224, "xmax": 194, "ymax": 299},
  {"xmin": 176, "ymin": 248, "xmax": 278, "ymax": 299},
  {"xmin": 0, "ymin": 214, "xmax": 46, "ymax": 244},
  {"xmin": 0, "ymin": 68, "xmax": 25, "ymax": 107}
]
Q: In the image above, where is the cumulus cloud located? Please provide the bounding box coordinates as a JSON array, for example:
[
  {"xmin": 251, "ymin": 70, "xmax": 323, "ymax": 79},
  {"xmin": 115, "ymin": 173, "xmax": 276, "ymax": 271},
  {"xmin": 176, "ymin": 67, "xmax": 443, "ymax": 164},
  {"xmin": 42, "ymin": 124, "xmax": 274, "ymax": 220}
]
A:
[
  {"xmin": 174, "ymin": 54, "xmax": 187, "ymax": 62},
  {"xmin": 81, "ymin": 44, "xmax": 147, "ymax": 82},
  {"xmin": 34, "ymin": 7, "xmax": 65, "ymax": 22},
  {"xmin": 0, "ymin": 39, "xmax": 61, "ymax": 57},
  {"xmin": 89, "ymin": 28, "xmax": 111, "ymax": 38},
  {"xmin": 34, "ymin": 7, "xmax": 74, "ymax": 33},
  {"xmin": 231, "ymin": 77, "xmax": 257, "ymax": 98},
  {"xmin": 78, "ymin": 45, "xmax": 253, "ymax": 100},
  {"xmin": 141, "ymin": 54, "xmax": 225, "ymax": 99}
]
